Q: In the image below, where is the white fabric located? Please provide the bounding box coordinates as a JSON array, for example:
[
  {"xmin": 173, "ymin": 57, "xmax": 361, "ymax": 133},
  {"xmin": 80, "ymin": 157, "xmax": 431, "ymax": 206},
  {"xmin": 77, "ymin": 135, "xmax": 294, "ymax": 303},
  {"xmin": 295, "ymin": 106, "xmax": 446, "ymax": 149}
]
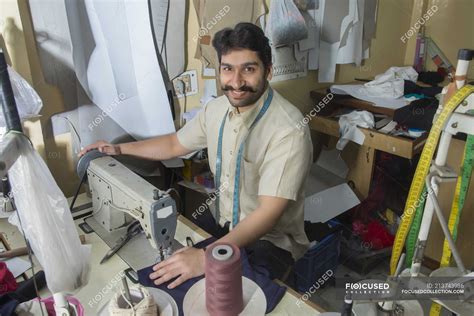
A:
[
  {"xmin": 336, "ymin": 110, "xmax": 374, "ymax": 150},
  {"xmin": 364, "ymin": 66, "xmax": 418, "ymax": 98},
  {"xmin": 367, "ymin": 66, "xmax": 418, "ymax": 84},
  {"xmin": 330, "ymin": 84, "xmax": 409, "ymax": 109},
  {"xmin": 330, "ymin": 66, "xmax": 418, "ymax": 108}
]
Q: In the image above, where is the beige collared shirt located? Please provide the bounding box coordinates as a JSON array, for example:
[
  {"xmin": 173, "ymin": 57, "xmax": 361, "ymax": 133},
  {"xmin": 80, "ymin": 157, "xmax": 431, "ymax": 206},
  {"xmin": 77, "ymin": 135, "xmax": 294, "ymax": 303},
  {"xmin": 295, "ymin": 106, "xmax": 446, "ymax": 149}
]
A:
[{"xmin": 177, "ymin": 87, "xmax": 313, "ymax": 260}]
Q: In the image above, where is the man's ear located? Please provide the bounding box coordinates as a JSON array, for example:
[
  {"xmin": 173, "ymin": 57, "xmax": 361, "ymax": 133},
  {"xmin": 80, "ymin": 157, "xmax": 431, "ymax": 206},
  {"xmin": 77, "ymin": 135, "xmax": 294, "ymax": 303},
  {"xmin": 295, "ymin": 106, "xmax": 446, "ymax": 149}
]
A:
[{"xmin": 266, "ymin": 65, "xmax": 273, "ymax": 81}]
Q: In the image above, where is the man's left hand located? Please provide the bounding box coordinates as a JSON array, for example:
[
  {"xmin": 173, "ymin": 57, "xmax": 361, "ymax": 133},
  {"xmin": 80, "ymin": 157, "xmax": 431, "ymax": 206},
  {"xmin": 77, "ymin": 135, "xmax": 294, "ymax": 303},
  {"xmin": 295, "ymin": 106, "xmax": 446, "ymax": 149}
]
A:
[{"xmin": 149, "ymin": 247, "xmax": 205, "ymax": 289}]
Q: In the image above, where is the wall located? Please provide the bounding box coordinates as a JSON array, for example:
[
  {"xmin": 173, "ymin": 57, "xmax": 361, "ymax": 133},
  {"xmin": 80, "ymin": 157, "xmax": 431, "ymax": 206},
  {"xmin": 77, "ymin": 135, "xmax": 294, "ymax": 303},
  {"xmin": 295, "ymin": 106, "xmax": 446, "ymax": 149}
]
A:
[
  {"xmin": 0, "ymin": 0, "xmax": 31, "ymax": 82},
  {"xmin": 178, "ymin": 0, "xmax": 414, "ymax": 117},
  {"xmin": 1, "ymin": 0, "xmax": 77, "ymax": 196},
  {"xmin": 404, "ymin": 0, "xmax": 474, "ymax": 78},
  {"xmin": 0, "ymin": 0, "xmax": 432, "ymax": 196}
]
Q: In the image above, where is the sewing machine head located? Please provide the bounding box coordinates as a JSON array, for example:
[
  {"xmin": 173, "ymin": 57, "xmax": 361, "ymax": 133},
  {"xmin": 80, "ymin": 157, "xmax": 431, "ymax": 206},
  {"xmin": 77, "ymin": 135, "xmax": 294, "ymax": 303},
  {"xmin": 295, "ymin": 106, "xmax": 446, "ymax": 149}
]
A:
[{"xmin": 77, "ymin": 151, "xmax": 177, "ymax": 259}]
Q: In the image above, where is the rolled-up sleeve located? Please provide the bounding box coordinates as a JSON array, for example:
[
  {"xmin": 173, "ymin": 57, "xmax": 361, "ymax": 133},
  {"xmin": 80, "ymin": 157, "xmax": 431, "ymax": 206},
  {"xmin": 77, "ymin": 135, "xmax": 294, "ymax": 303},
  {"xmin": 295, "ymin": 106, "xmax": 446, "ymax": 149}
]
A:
[
  {"xmin": 176, "ymin": 107, "xmax": 208, "ymax": 151},
  {"xmin": 257, "ymin": 130, "xmax": 313, "ymax": 201}
]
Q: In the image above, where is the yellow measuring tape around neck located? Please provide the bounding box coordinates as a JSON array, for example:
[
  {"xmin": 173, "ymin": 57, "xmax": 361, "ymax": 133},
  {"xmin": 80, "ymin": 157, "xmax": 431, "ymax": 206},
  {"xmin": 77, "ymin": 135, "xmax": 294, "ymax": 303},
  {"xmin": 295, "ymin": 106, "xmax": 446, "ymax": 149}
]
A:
[{"xmin": 390, "ymin": 85, "xmax": 474, "ymax": 276}]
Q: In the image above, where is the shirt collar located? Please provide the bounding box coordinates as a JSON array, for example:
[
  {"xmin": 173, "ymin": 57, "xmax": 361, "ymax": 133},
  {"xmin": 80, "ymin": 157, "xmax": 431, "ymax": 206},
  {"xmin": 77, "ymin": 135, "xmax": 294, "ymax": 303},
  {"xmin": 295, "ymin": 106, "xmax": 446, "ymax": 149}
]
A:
[{"xmin": 227, "ymin": 86, "xmax": 271, "ymax": 129}]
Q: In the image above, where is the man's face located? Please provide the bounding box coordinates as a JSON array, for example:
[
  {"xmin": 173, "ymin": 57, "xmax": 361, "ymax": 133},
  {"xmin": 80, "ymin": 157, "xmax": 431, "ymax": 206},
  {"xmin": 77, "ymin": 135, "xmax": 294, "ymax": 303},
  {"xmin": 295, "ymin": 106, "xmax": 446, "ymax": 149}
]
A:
[{"xmin": 219, "ymin": 49, "xmax": 272, "ymax": 108}]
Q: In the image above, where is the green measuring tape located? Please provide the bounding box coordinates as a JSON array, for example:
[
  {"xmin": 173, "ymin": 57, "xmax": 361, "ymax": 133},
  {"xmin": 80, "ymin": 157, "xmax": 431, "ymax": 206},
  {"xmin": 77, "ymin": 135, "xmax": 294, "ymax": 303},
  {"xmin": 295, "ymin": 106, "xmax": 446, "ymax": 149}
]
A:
[
  {"xmin": 405, "ymin": 187, "xmax": 427, "ymax": 266},
  {"xmin": 430, "ymin": 132, "xmax": 474, "ymax": 316}
]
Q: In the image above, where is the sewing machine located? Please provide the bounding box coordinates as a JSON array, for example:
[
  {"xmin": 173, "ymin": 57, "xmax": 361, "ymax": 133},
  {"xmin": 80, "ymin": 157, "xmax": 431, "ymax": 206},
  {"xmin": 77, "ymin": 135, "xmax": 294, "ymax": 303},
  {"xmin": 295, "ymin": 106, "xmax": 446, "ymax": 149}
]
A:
[{"xmin": 77, "ymin": 150, "xmax": 178, "ymax": 264}]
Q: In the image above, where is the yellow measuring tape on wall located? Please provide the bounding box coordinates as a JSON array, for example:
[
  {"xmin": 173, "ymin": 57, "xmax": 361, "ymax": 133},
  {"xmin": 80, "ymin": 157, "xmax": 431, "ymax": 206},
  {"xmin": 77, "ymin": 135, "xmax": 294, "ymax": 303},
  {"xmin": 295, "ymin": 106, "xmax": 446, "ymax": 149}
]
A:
[{"xmin": 390, "ymin": 85, "xmax": 474, "ymax": 276}]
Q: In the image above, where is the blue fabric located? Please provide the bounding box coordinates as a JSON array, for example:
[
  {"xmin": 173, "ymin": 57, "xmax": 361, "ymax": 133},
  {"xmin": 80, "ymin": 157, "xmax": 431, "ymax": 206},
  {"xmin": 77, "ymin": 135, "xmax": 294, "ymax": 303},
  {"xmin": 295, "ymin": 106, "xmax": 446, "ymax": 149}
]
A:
[
  {"xmin": 0, "ymin": 293, "xmax": 20, "ymax": 316},
  {"xmin": 137, "ymin": 238, "xmax": 286, "ymax": 316}
]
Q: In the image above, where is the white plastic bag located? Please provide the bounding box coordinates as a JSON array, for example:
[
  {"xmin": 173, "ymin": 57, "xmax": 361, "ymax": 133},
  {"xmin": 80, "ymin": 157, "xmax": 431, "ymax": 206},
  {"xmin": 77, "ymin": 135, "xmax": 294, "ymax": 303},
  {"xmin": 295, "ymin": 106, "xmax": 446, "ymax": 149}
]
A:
[
  {"xmin": 0, "ymin": 67, "xmax": 43, "ymax": 127},
  {"xmin": 267, "ymin": 0, "xmax": 308, "ymax": 46},
  {"xmin": 9, "ymin": 135, "xmax": 90, "ymax": 293}
]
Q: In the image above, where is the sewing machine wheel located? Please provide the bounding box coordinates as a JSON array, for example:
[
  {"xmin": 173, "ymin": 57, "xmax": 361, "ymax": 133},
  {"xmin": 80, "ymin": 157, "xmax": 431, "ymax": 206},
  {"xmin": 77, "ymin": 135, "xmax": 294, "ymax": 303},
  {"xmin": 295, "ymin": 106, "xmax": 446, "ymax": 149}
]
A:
[{"xmin": 76, "ymin": 149, "xmax": 107, "ymax": 180}]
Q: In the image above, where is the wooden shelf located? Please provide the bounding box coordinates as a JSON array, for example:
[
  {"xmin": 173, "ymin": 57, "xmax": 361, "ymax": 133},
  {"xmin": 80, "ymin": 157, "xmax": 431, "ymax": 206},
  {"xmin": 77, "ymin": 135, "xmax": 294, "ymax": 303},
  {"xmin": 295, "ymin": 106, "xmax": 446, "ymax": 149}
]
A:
[{"xmin": 309, "ymin": 116, "xmax": 427, "ymax": 159}]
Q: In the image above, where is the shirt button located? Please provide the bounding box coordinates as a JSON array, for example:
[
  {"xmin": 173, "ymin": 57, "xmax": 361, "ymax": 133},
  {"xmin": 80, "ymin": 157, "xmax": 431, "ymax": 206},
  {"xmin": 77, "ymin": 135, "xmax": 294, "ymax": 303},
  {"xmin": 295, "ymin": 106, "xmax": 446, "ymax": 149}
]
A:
[
  {"xmin": 233, "ymin": 128, "xmax": 238, "ymax": 133},
  {"xmin": 229, "ymin": 150, "xmax": 233, "ymax": 155},
  {"xmin": 226, "ymin": 173, "xmax": 230, "ymax": 178}
]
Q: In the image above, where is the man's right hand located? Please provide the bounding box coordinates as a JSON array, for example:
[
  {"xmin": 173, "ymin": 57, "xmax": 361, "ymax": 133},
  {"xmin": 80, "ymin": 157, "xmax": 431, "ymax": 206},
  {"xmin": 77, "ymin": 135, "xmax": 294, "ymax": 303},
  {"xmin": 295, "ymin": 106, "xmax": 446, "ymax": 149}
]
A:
[{"xmin": 78, "ymin": 140, "xmax": 121, "ymax": 157}]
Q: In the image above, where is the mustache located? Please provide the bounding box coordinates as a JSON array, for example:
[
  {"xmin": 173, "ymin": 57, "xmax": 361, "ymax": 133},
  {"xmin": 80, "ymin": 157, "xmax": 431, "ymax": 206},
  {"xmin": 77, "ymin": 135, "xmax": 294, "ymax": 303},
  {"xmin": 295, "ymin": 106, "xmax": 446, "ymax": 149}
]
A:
[{"xmin": 222, "ymin": 85, "xmax": 257, "ymax": 93}]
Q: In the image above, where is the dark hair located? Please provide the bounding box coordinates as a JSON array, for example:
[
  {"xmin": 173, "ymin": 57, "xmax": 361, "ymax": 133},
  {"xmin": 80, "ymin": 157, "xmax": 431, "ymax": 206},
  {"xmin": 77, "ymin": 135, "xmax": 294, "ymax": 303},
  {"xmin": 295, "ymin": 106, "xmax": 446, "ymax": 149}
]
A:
[{"xmin": 212, "ymin": 23, "xmax": 272, "ymax": 70}]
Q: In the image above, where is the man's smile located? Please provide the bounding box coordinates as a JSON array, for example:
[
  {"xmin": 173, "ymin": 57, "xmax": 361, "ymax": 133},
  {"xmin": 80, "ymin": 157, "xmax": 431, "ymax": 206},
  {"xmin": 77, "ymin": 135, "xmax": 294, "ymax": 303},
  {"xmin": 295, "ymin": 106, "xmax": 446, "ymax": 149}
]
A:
[{"xmin": 229, "ymin": 90, "xmax": 251, "ymax": 99}]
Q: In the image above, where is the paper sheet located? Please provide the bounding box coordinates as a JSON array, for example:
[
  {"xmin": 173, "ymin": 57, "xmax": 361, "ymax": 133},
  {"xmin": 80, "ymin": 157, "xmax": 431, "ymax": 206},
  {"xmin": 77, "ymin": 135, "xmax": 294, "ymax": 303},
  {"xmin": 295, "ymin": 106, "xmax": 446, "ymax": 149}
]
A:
[
  {"xmin": 202, "ymin": 66, "xmax": 216, "ymax": 78},
  {"xmin": 337, "ymin": 0, "xmax": 364, "ymax": 65},
  {"xmin": 304, "ymin": 163, "xmax": 346, "ymax": 197},
  {"xmin": 201, "ymin": 79, "xmax": 217, "ymax": 106},
  {"xmin": 378, "ymin": 120, "xmax": 398, "ymax": 134},
  {"xmin": 315, "ymin": 148, "xmax": 349, "ymax": 179},
  {"xmin": 318, "ymin": 0, "xmax": 349, "ymax": 82},
  {"xmin": 304, "ymin": 183, "xmax": 360, "ymax": 223},
  {"xmin": 271, "ymin": 45, "xmax": 308, "ymax": 82},
  {"xmin": 149, "ymin": 0, "xmax": 186, "ymax": 79},
  {"xmin": 298, "ymin": 12, "xmax": 318, "ymax": 51},
  {"xmin": 2, "ymin": 257, "xmax": 32, "ymax": 278},
  {"xmin": 307, "ymin": 7, "xmax": 322, "ymax": 70},
  {"xmin": 65, "ymin": 0, "xmax": 176, "ymax": 140}
]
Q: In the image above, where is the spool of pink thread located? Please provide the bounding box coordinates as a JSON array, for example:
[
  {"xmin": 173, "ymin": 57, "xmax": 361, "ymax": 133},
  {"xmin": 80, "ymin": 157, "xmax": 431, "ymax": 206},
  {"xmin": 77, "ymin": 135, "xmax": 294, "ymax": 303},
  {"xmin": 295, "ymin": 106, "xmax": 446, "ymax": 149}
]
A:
[{"xmin": 205, "ymin": 243, "xmax": 244, "ymax": 316}]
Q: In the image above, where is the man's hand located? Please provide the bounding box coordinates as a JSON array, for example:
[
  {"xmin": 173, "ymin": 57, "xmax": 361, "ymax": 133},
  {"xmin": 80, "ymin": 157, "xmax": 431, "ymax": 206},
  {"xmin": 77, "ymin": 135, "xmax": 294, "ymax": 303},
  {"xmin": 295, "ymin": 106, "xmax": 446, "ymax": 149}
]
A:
[
  {"xmin": 78, "ymin": 140, "xmax": 121, "ymax": 157},
  {"xmin": 149, "ymin": 247, "xmax": 205, "ymax": 289}
]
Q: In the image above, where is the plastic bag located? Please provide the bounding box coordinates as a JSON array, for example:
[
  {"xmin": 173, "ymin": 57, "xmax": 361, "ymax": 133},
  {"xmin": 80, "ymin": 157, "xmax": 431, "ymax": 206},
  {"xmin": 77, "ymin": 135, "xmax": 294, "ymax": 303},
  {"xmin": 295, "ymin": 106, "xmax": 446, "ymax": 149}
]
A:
[
  {"xmin": 8, "ymin": 135, "xmax": 90, "ymax": 293},
  {"xmin": 267, "ymin": 0, "xmax": 308, "ymax": 46},
  {"xmin": 0, "ymin": 67, "xmax": 43, "ymax": 127}
]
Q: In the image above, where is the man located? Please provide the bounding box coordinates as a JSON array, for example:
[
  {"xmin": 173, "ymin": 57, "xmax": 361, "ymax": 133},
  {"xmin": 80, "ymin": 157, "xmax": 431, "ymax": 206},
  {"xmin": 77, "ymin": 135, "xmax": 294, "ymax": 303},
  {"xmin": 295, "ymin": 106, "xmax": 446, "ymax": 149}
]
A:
[{"xmin": 79, "ymin": 23, "xmax": 313, "ymax": 289}]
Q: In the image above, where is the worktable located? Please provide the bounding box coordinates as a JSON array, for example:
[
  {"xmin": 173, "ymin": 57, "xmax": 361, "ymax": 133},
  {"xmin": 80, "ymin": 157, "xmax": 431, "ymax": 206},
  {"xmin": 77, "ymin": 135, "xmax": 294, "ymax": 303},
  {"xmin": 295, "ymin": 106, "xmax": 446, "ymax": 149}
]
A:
[
  {"xmin": 310, "ymin": 89, "xmax": 428, "ymax": 198},
  {"xmin": 0, "ymin": 194, "xmax": 325, "ymax": 315}
]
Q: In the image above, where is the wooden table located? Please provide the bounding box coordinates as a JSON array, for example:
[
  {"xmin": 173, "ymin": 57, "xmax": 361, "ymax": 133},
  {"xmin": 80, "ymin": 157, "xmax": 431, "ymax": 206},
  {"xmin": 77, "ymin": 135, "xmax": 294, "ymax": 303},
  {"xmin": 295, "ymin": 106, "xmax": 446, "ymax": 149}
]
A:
[{"xmin": 310, "ymin": 89, "xmax": 427, "ymax": 198}]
